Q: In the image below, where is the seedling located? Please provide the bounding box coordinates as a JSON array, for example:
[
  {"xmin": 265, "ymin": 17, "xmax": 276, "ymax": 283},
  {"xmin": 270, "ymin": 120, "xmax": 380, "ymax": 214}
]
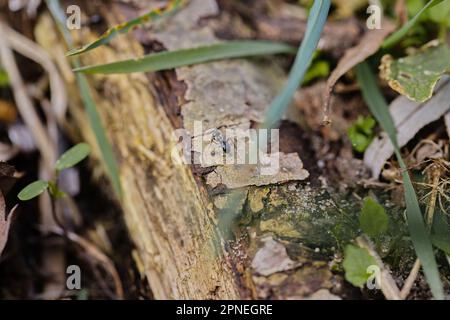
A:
[
  {"xmin": 343, "ymin": 197, "xmax": 388, "ymax": 287},
  {"xmin": 348, "ymin": 116, "xmax": 376, "ymax": 153},
  {"xmin": 359, "ymin": 197, "xmax": 389, "ymax": 238},
  {"xmin": 18, "ymin": 143, "xmax": 91, "ymax": 201}
]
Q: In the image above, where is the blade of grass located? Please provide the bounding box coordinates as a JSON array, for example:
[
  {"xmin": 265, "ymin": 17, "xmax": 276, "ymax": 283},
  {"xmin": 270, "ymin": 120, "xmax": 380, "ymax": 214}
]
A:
[
  {"xmin": 73, "ymin": 41, "xmax": 296, "ymax": 74},
  {"xmin": 382, "ymin": 0, "xmax": 445, "ymax": 49},
  {"xmin": 263, "ymin": 0, "xmax": 331, "ymax": 129},
  {"xmin": 67, "ymin": 0, "xmax": 186, "ymax": 56},
  {"xmin": 46, "ymin": 0, "xmax": 122, "ymax": 198},
  {"xmin": 355, "ymin": 61, "xmax": 443, "ymax": 300},
  {"xmin": 74, "ymin": 70, "xmax": 122, "ymax": 197}
]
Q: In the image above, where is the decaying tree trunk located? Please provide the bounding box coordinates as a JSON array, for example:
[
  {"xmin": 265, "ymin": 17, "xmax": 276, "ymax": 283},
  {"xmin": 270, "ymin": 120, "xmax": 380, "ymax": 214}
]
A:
[{"xmin": 35, "ymin": 0, "xmax": 357, "ymax": 300}]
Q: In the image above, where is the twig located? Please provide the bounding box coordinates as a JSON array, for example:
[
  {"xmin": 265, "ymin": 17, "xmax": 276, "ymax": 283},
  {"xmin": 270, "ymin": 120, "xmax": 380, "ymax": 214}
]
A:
[
  {"xmin": 2, "ymin": 21, "xmax": 67, "ymax": 121},
  {"xmin": 0, "ymin": 21, "xmax": 56, "ymax": 165},
  {"xmin": 51, "ymin": 227, "xmax": 124, "ymax": 299},
  {"xmin": 424, "ymin": 163, "xmax": 444, "ymax": 225},
  {"xmin": 356, "ymin": 235, "xmax": 402, "ymax": 300},
  {"xmin": 400, "ymin": 259, "xmax": 421, "ymax": 299}
]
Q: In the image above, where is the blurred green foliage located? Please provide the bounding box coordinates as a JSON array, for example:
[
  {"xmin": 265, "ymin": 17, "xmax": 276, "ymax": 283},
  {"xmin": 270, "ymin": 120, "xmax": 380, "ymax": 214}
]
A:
[
  {"xmin": 0, "ymin": 65, "xmax": 9, "ymax": 87},
  {"xmin": 348, "ymin": 116, "xmax": 376, "ymax": 153}
]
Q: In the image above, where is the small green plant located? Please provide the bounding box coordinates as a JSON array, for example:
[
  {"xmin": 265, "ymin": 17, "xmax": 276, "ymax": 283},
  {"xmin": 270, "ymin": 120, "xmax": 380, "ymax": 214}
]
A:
[
  {"xmin": 348, "ymin": 116, "xmax": 376, "ymax": 153},
  {"xmin": 343, "ymin": 197, "xmax": 387, "ymax": 287},
  {"xmin": 343, "ymin": 244, "xmax": 378, "ymax": 288},
  {"xmin": 302, "ymin": 51, "xmax": 330, "ymax": 85},
  {"xmin": 382, "ymin": 0, "xmax": 446, "ymax": 49},
  {"xmin": 359, "ymin": 197, "xmax": 389, "ymax": 238},
  {"xmin": 405, "ymin": 0, "xmax": 450, "ymax": 40},
  {"xmin": 46, "ymin": 0, "xmax": 122, "ymax": 198},
  {"xmin": 18, "ymin": 143, "xmax": 91, "ymax": 201}
]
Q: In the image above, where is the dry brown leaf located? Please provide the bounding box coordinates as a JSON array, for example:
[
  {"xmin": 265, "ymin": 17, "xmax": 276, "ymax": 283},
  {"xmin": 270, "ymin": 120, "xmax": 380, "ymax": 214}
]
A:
[
  {"xmin": 395, "ymin": 0, "xmax": 408, "ymax": 26},
  {"xmin": 294, "ymin": 81, "xmax": 366, "ymax": 140},
  {"xmin": 0, "ymin": 162, "xmax": 18, "ymax": 256},
  {"xmin": 0, "ymin": 162, "xmax": 19, "ymax": 195},
  {"xmin": 251, "ymin": 237, "xmax": 300, "ymax": 276},
  {"xmin": 0, "ymin": 99, "xmax": 18, "ymax": 124},
  {"xmin": 0, "ymin": 192, "xmax": 18, "ymax": 256},
  {"xmin": 323, "ymin": 19, "xmax": 396, "ymax": 123},
  {"xmin": 256, "ymin": 17, "xmax": 361, "ymax": 58}
]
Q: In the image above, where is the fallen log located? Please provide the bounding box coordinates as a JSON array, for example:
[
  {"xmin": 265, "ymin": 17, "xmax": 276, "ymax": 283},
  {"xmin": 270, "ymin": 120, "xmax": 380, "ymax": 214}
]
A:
[{"xmin": 35, "ymin": 0, "xmax": 357, "ymax": 300}]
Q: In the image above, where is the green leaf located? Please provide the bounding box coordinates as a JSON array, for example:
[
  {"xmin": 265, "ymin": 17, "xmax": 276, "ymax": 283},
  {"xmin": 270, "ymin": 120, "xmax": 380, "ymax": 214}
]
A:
[
  {"xmin": 18, "ymin": 180, "xmax": 49, "ymax": 201},
  {"xmin": 263, "ymin": 0, "xmax": 331, "ymax": 129},
  {"xmin": 348, "ymin": 116, "xmax": 376, "ymax": 153},
  {"xmin": 359, "ymin": 197, "xmax": 389, "ymax": 237},
  {"xmin": 47, "ymin": 0, "xmax": 123, "ymax": 198},
  {"xmin": 406, "ymin": 0, "xmax": 428, "ymax": 17},
  {"xmin": 348, "ymin": 130, "xmax": 371, "ymax": 153},
  {"xmin": 55, "ymin": 143, "xmax": 91, "ymax": 171},
  {"xmin": 73, "ymin": 41, "xmax": 296, "ymax": 74},
  {"xmin": 428, "ymin": 0, "xmax": 450, "ymax": 25},
  {"xmin": 303, "ymin": 60, "xmax": 330, "ymax": 84},
  {"xmin": 380, "ymin": 42, "xmax": 450, "ymax": 102},
  {"xmin": 382, "ymin": 0, "xmax": 445, "ymax": 49},
  {"xmin": 356, "ymin": 61, "xmax": 444, "ymax": 300},
  {"xmin": 48, "ymin": 181, "xmax": 66, "ymax": 199},
  {"xmin": 343, "ymin": 245, "xmax": 378, "ymax": 288},
  {"xmin": 431, "ymin": 212, "xmax": 450, "ymax": 255},
  {"xmin": 75, "ymin": 72, "xmax": 122, "ymax": 197},
  {"xmin": 431, "ymin": 233, "xmax": 450, "ymax": 255},
  {"xmin": 67, "ymin": 0, "xmax": 186, "ymax": 56}
]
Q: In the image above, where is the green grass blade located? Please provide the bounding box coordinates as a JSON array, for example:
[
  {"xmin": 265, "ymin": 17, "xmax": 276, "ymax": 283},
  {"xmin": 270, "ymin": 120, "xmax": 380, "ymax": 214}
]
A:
[
  {"xmin": 263, "ymin": 0, "xmax": 331, "ymax": 129},
  {"xmin": 382, "ymin": 0, "xmax": 445, "ymax": 49},
  {"xmin": 73, "ymin": 41, "xmax": 296, "ymax": 74},
  {"xmin": 74, "ymin": 70, "xmax": 122, "ymax": 197},
  {"xmin": 356, "ymin": 61, "xmax": 443, "ymax": 300},
  {"xmin": 47, "ymin": 0, "xmax": 122, "ymax": 198},
  {"xmin": 67, "ymin": 0, "xmax": 186, "ymax": 56}
]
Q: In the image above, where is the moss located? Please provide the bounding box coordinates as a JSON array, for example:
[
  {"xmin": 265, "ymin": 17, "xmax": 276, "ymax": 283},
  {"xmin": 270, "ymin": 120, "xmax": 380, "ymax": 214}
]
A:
[
  {"xmin": 248, "ymin": 187, "xmax": 270, "ymax": 213},
  {"xmin": 252, "ymin": 184, "xmax": 360, "ymax": 254},
  {"xmin": 217, "ymin": 182, "xmax": 419, "ymax": 273}
]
